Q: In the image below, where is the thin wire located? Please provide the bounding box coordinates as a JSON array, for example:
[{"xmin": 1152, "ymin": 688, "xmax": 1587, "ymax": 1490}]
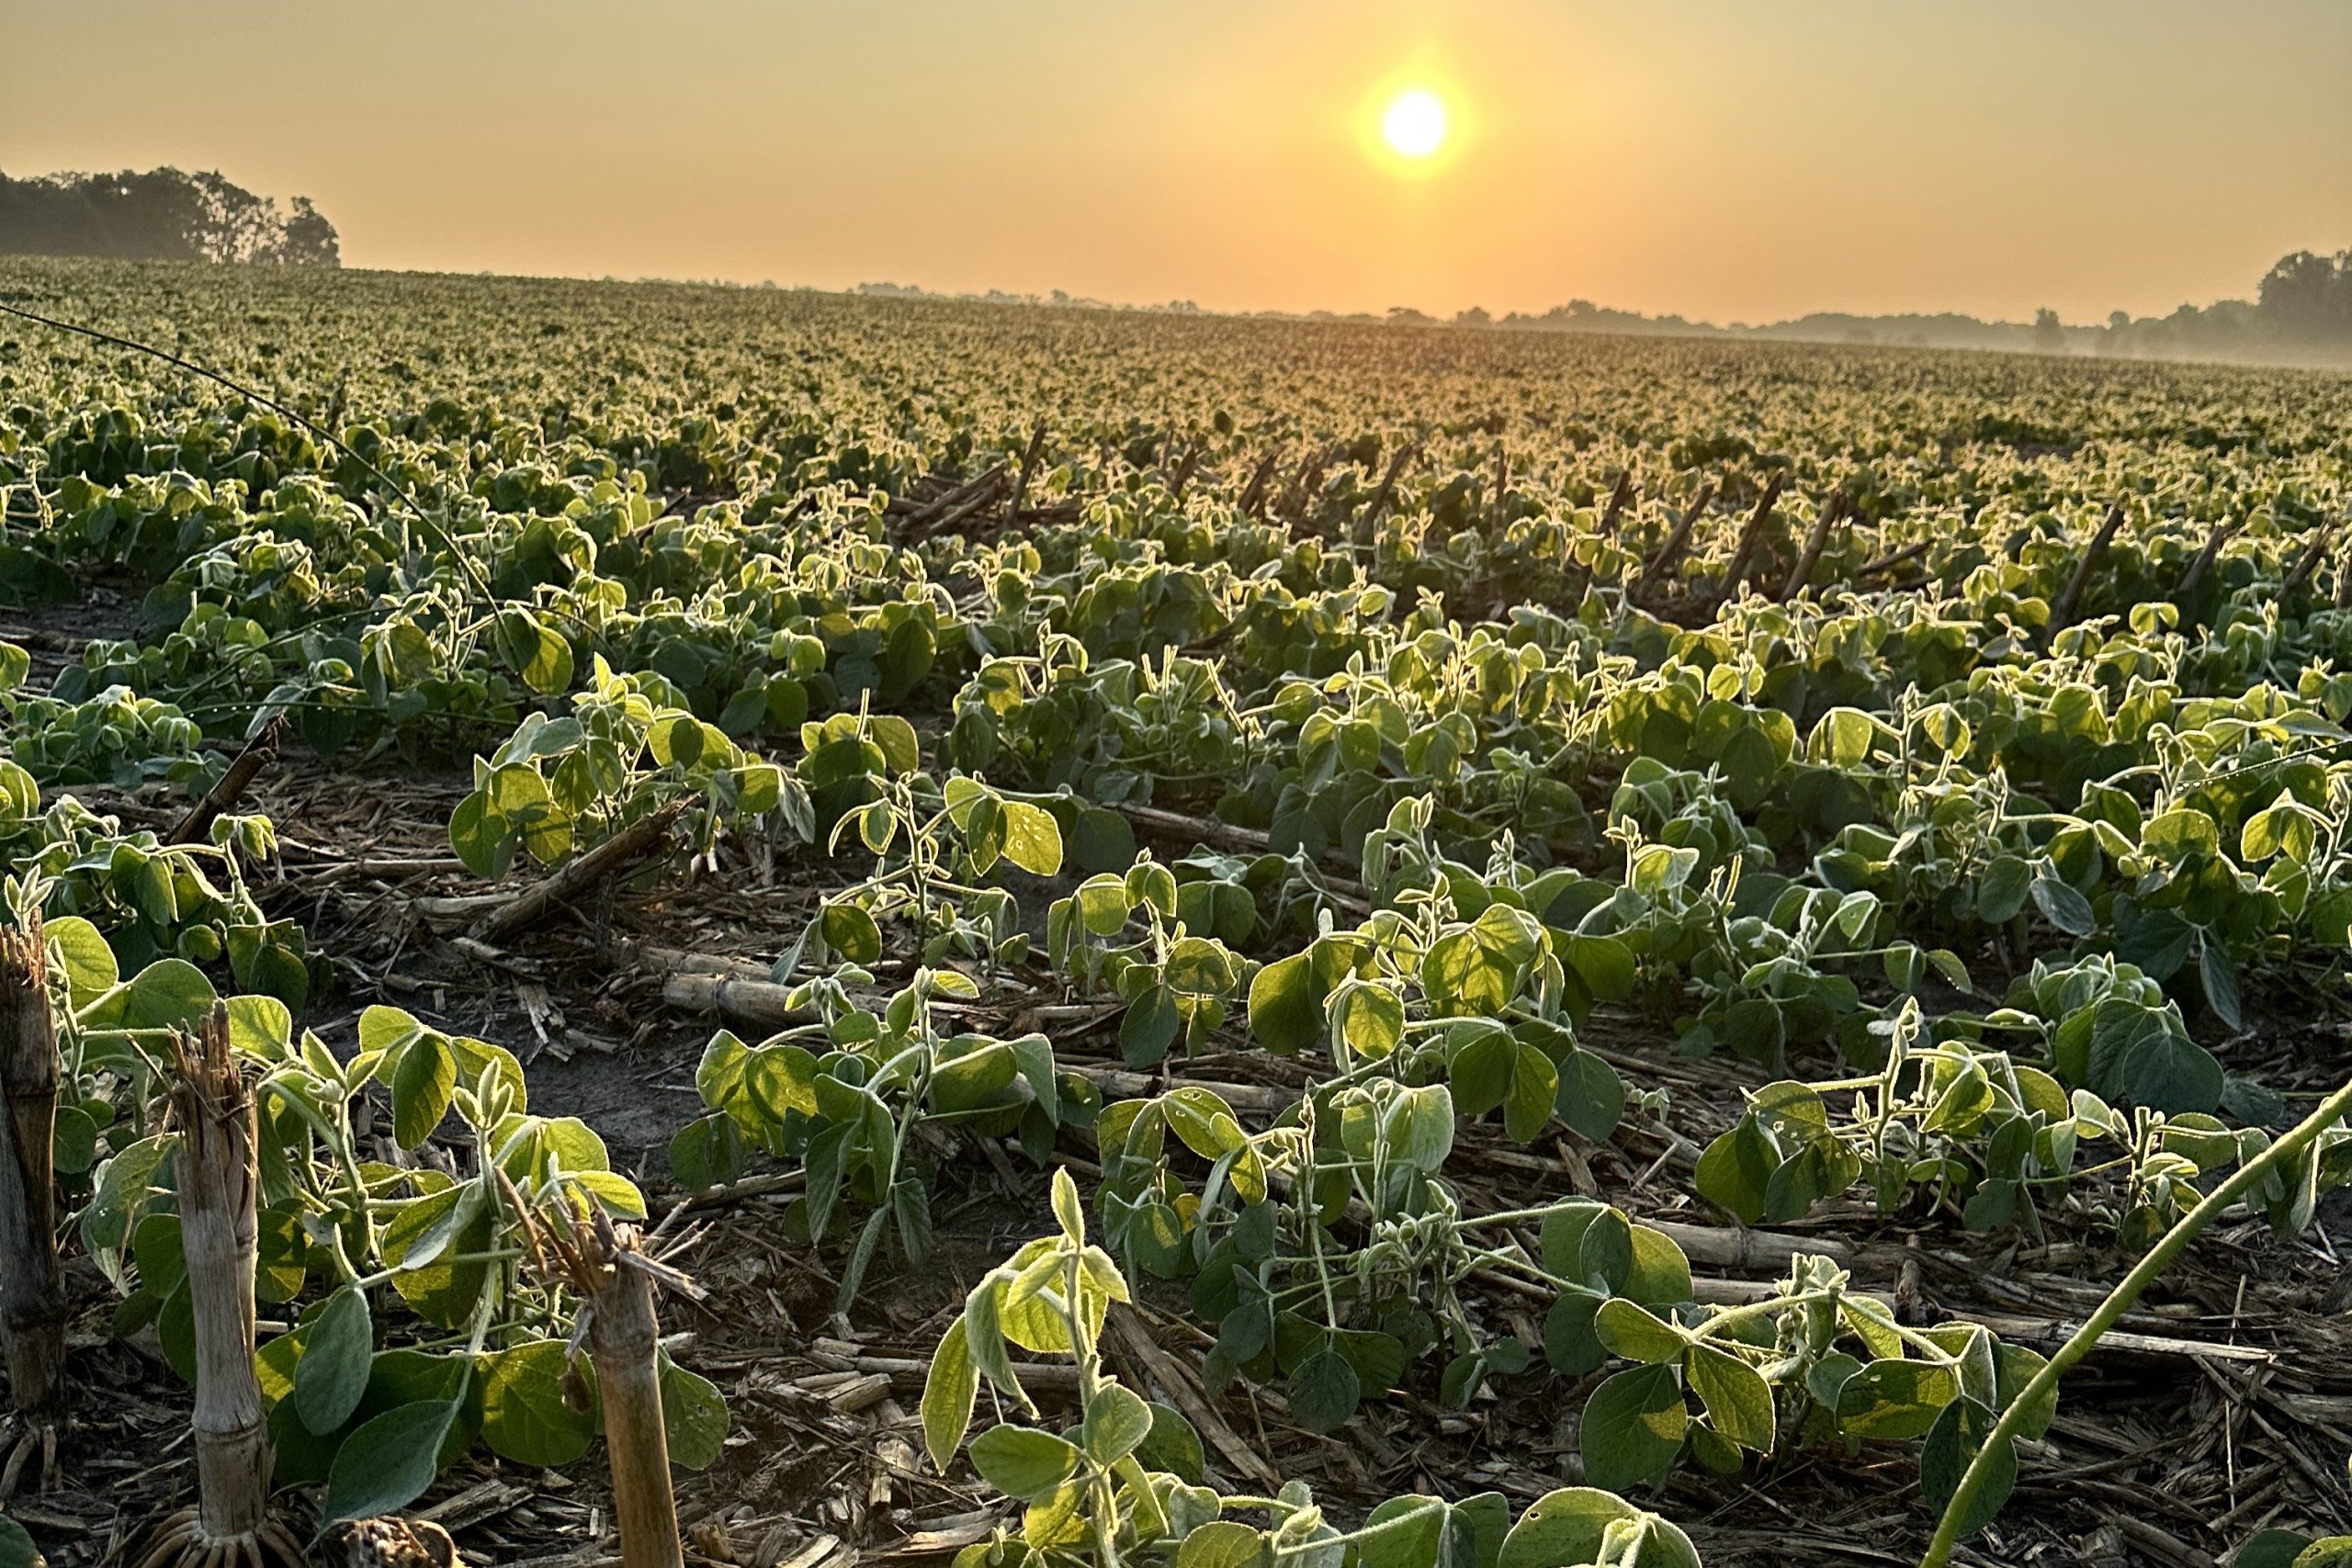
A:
[
  {"xmin": 0, "ymin": 297, "xmax": 493, "ymax": 600},
  {"xmin": 2170, "ymin": 729, "xmax": 2352, "ymax": 789}
]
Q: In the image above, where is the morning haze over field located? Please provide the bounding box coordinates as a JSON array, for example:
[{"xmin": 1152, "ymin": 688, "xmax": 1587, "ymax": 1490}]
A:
[
  {"xmin": 7, "ymin": 8, "xmax": 2352, "ymax": 1568},
  {"xmin": 5, "ymin": 0, "xmax": 2347, "ymax": 333}
]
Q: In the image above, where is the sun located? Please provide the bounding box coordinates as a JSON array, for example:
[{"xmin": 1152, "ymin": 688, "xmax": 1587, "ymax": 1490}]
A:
[{"xmin": 1381, "ymin": 88, "xmax": 1448, "ymax": 159}]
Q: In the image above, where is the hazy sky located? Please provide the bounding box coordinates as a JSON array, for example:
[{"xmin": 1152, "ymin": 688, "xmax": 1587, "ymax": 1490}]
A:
[{"xmin": 6, "ymin": 1, "xmax": 2346, "ymax": 323}]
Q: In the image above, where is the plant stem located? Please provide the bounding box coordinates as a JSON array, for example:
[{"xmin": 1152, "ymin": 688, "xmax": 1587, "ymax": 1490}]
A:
[
  {"xmin": 0, "ymin": 917, "xmax": 67, "ymax": 1417},
  {"xmin": 1456, "ymin": 1199, "xmax": 1595, "ymax": 1231},
  {"xmin": 171, "ymin": 1002, "xmax": 271, "ymax": 1541},
  {"xmin": 588, "ymin": 1227, "xmax": 684, "ymax": 1568},
  {"xmin": 1273, "ymin": 1498, "xmax": 1443, "ymax": 1558},
  {"xmin": 1919, "ymin": 1070, "xmax": 2352, "ymax": 1567},
  {"xmin": 1689, "ymin": 1288, "xmax": 1826, "ymax": 1340}
]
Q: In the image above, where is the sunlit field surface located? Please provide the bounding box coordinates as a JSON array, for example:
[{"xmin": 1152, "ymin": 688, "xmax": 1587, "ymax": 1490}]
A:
[{"xmin": 4, "ymin": 254, "xmax": 2352, "ymax": 1567}]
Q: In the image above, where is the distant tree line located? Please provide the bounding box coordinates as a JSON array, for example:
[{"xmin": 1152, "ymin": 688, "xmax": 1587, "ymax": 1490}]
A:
[
  {"xmin": 1466, "ymin": 250, "xmax": 2352, "ymax": 367},
  {"xmin": 2097, "ymin": 250, "xmax": 2352, "ymax": 361},
  {"xmin": 851, "ymin": 250, "xmax": 2349, "ymax": 368},
  {"xmin": 854, "ymin": 280, "xmax": 1202, "ymax": 313},
  {"xmin": 0, "ymin": 167, "xmax": 339, "ymax": 266}
]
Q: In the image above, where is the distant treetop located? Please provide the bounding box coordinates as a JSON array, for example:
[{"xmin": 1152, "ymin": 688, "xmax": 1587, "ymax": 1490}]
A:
[
  {"xmin": 0, "ymin": 167, "xmax": 340, "ymax": 267},
  {"xmin": 1493, "ymin": 251, "xmax": 2352, "ymax": 367}
]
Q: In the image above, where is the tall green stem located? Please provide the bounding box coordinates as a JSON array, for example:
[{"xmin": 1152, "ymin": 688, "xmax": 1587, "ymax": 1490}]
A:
[{"xmin": 1920, "ymin": 1072, "xmax": 2352, "ymax": 1567}]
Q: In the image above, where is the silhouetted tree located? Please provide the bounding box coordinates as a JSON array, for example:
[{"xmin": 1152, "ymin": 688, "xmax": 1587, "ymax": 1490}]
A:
[
  {"xmin": 274, "ymin": 197, "xmax": 341, "ymax": 267},
  {"xmin": 0, "ymin": 167, "xmax": 340, "ymax": 266},
  {"xmin": 2256, "ymin": 250, "xmax": 2351, "ymax": 344}
]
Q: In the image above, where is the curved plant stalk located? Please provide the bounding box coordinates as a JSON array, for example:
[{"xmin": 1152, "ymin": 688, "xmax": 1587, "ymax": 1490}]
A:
[
  {"xmin": 145, "ymin": 1003, "xmax": 303, "ymax": 1568},
  {"xmin": 0, "ymin": 915, "xmax": 67, "ymax": 1495},
  {"xmin": 1921, "ymin": 1072, "xmax": 2352, "ymax": 1568}
]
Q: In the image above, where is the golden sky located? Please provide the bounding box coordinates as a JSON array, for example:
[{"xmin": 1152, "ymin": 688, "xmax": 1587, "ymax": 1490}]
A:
[{"xmin": 6, "ymin": 1, "xmax": 2346, "ymax": 323}]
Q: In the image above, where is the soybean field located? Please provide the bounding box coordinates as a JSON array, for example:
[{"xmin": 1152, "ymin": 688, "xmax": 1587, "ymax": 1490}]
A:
[{"xmin": 3, "ymin": 255, "xmax": 2352, "ymax": 1568}]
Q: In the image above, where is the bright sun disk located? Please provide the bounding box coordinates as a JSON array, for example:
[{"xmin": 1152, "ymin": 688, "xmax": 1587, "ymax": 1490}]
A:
[{"xmin": 1382, "ymin": 88, "xmax": 1447, "ymax": 159}]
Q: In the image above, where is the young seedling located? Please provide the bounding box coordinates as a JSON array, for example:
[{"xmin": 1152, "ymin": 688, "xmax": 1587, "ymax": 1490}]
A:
[
  {"xmin": 143, "ymin": 1004, "xmax": 304, "ymax": 1568},
  {"xmin": 0, "ymin": 914, "xmax": 67, "ymax": 1495}
]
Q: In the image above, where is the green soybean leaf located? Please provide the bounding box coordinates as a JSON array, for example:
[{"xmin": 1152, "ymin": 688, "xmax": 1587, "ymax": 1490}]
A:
[
  {"xmin": 1593, "ymin": 1299, "xmax": 1686, "ymax": 1364},
  {"xmin": 1286, "ymin": 1347, "xmax": 1362, "ymax": 1434},
  {"xmin": 1543, "ymin": 1292, "xmax": 1605, "ymax": 1378},
  {"xmin": 659, "ymin": 1357, "xmax": 729, "ymax": 1471},
  {"xmin": 447, "ymin": 788, "xmax": 512, "ymax": 879},
  {"xmin": 821, "ymin": 901, "xmax": 883, "ymax": 964},
  {"xmin": 0, "ymin": 1517, "xmax": 43, "ymax": 1568},
  {"xmin": 2029, "ymin": 874, "xmax": 2096, "ymax": 938},
  {"xmin": 496, "ymin": 609, "xmax": 573, "ymax": 695},
  {"xmin": 1919, "ymin": 1394, "xmax": 2015, "ymax": 1542},
  {"xmin": 1353, "ymin": 1497, "xmax": 1442, "ymax": 1568},
  {"xmin": 968, "ymin": 1425, "xmax": 1080, "ymax": 1501},
  {"xmin": 324, "ymin": 1399, "xmax": 457, "ymax": 1521},
  {"xmin": 1075, "ymin": 875, "xmax": 1132, "ymax": 937},
  {"xmin": 1070, "ymin": 808, "xmax": 1136, "ymax": 874},
  {"xmin": 1120, "ymin": 988, "xmax": 1183, "ymax": 1069},
  {"xmin": 1555, "ymin": 1047, "xmax": 1626, "ymax": 1142},
  {"xmin": 390, "ymin": 1033, "xmax": 456, "ymax": 1148},
  {"xmin": 45, "ymin": 916, "xmax": 117, "ymax": 1008},
  {"xmin": 2199, "ymin": 939, "xmax": 2244, "ymax": 1031},
  {"xmin": 1498, "ymin": 1488, "xmax": 1699, "ymax": 1568},
  {"xmin": 667, "ymin": 1115, "xmax": 747, "ymax": 1190},
  {"xmin": 1578, "ymin": 1364, "xmax": 1688, "ymax": 1491},
  {"xmin": 1502, "ymin": 1043, "xmax": 1558, "ymax": 1143},
  {"xmin": 922, "ymin": 1318, "xmax": 979, "ymax": 1472},
  {"xmin": 2237, "ymin": 1535, "xmax": 2326, "ymax": 1568},
  {"xmin": 1083, "ymin": 1382, "xmax": 1154, "ymax": 1466},
  {"xmin": 157, "ymin": 1281, "xmax": 197, "ymax": 1384},
  {"xmin": 1565, "ymin": 934, "xmax": 1637, "ymax": 1002},
  {"xmin": 1834, "ymin": 1357, "xmax": 1957, "ymax": 1441},
  {"xmin": 481, "ymin": 1339, "xmax": 595, "ymax": 1467},
  {"xmin": 293, "ymin": 1286, "xmax": 374, "ymax": 1435},
  {"xmin": 1623, "ymin": 1224, "xmax": 1694, "ymax": 1307},
  {"xmin": 1178, "ymin": 1521, "xmax": 1268, "ymax": 1568},
  {"xmin": 868, "ymin": 715, "xmax": 922, "ymax": 774},
  {"xmin": 1805, "ymin": 1351, "xmax": 1863, "ymax": 1410},
  {"xmin": 1685, "ymin": 1342, "xmax": 1774, "ymax": 1451},
  {"xmin": 1975, "ymin": 856, "xmax": 2031, "ymax": 924},
  {"xmin": 2119, "ymin": 1029, "xmax": 2223, "ymax": 1115},
  {"xmin": 1336, "ymin": 982, "xmax": 1406, "ymax": 1061},
  {"xmin": 84, "ymin": 1134, "xmax": 171, "ymax": 1253},
  {"xmin": 51, "ymin": 1106, "xmax": 97, "ymax": 1178},
  {"xmin": 1247, "ymin": 951, "xmax": 1321, "ymax": 1055},
  {"xmin": 1136, "ymin": 1400, "xmax": 1205, "ymax": 1483},
  {"xmin": 121, "ymin": 959, "xmax": 215, "ymax": 1031},
  {"xmin": 1000, "ymin": 800, "xmax": 1064, "ymax": 876},
  {"xmin": 1450, "ymin": 1028, "xmax": 1513, "ymax": 1117},
  {"xmin": 1928, "ymin": 948, "xmax": 1973, "ymax": 992},
  {"xmin": 1693, "ymin": 1117, "xmax": 1774, "ymax": 1225}
]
